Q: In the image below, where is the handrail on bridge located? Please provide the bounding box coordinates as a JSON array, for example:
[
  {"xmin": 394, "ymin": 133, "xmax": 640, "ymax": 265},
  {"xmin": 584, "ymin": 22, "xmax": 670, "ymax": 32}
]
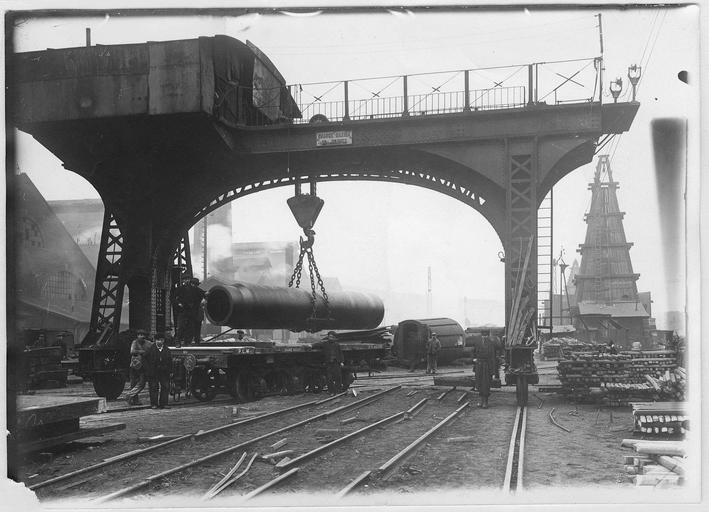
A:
[{"xmin": 232, "ymin": 56, "xmax": 603, "ymax": 126}]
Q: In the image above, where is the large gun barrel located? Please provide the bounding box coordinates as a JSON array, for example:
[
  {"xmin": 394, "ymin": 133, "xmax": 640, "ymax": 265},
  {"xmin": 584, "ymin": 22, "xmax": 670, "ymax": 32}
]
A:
[{"xmin": 205, "ymin": 283, "xmax": 384, "ymax": 331}]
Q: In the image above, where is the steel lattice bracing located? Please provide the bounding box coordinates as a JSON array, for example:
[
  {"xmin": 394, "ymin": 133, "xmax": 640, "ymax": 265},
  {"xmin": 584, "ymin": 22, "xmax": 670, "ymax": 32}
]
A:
[
  {"xmin": 153, "ymin": 233, "xmax": 193, "ymax": 335},
  {"xmin": 88, "ymin": 211, "xmax": 125, "ymax": 335},
  {"xmin": 505, "ymin": 151, "xmax": 538, "ymax": 342},
  {"xmin": 575, "ymin": 155, "xmax": 640, "ymax": 304}
]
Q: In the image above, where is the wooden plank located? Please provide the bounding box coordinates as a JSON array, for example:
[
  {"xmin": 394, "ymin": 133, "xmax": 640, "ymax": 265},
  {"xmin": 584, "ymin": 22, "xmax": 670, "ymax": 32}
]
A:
[
  {"xmin": 270, "ymin": 439, "xmax": 288, "ymax": 450},
  {"xmin": 18, "ymin": 423, "xmax": 125, "ymax": 453},
  {"xmin": 635, "ymin": 442, "xmax": 685, "ymax": 457},
  {"xmin": 260, "ymin": 450, "xmax": 294, "ymax": 461},
  {"xmin": 16, "ymin": 395, "xmax": 107, "ymax": 429}
]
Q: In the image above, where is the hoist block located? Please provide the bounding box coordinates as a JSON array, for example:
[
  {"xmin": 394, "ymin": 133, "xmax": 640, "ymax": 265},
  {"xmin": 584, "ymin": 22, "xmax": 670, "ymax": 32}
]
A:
[
  {"xmin": 205, "ymin": 282, "xmax": 385, "ymax": 332},
  {"xmin": 287, "ymin": 194, "xmax": 324, "ymax": 230}
]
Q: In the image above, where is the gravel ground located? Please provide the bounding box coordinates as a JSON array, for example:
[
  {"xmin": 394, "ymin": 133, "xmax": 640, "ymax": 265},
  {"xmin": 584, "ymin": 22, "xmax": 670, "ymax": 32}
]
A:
[{"xmin": 14, "ymin": 366, "xmax": 677, "ymax": 507}]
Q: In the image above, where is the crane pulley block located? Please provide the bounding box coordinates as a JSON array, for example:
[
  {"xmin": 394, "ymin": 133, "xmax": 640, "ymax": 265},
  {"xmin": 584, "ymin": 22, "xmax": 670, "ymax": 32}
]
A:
[{"xmin": 287, "ymin": 193, "xmax": 324, "ymax": 231}]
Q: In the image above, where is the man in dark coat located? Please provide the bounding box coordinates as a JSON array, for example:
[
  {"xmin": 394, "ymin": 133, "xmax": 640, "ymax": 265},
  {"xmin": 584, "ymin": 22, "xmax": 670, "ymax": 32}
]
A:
[
  {"xmin": 322, "ymin": 331, "xmax": 344, "ymax": 395},
  {"xmin": 174, "ymin": 278, "xmax": 206, "ymax": 346},
  {"xmin": 425, "ymin": 332, "xmax": 442, "ymax": 374},
  {"xmin": 144, "ymin": 334, "xmax": 173, "ymax": 409},
  {"xmin": 472, "ymin": 330, "xmax": 501, "ymax": 408}
]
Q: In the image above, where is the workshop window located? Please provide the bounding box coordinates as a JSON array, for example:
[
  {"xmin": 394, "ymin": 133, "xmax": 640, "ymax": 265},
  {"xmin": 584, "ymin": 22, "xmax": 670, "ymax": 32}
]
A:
[
  {"xmin": 21, "ymin": 217, "xmax": 44, "ymax": 248},
  {"xmin": 42, "ymin": 271, "xmax": 87, "ymax": 301}
]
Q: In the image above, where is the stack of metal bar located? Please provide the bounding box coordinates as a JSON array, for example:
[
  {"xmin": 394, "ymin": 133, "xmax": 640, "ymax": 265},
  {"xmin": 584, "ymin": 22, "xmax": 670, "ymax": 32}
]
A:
[{"xmin": 630, "ymin": 401, "xmax": 688, "ymax": 436}]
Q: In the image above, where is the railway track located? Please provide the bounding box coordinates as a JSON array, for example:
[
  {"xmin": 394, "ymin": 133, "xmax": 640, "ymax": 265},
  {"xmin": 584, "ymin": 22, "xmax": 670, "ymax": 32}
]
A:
[
  {"xmin": 31, "ymin": 385, "xmax": 529, "ymax": 503},
  {"xmin": 503, "ymin": 405, "xmax": 527, "ymax": 493},
  {"xmin": 29, "ymin": 386, "xmax": 402, "ymax": 500}
]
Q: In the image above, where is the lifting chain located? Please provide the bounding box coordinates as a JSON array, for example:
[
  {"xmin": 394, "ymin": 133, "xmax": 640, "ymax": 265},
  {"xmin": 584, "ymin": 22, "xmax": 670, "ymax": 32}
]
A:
[{"xmin": 287, "ymin": 228, "xmax": 331, "ymax": 329}]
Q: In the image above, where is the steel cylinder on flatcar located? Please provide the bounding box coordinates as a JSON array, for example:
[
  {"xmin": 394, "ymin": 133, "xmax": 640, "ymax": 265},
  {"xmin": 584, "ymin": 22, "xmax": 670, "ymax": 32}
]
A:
[{"xmin": 205, "ymin": 282, "xmax": 384, "ymax": 331}]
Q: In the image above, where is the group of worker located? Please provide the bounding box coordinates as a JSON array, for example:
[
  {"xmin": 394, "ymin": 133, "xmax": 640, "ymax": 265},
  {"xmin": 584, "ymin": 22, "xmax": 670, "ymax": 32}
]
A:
[
  {"xmin": 124, "ymin": 329, "xmax": 173, "ymax": 409},
  {"xmin": 408, "ymin": 329, "xmax": 502, "ymax": 409}
]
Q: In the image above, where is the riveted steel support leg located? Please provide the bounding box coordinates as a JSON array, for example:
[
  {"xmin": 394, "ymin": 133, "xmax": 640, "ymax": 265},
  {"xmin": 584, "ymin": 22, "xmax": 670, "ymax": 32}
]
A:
[
  {"xmin": 86, "ymin": 210, "xmax": 126, "ymax": 341},
  {"xmin": 504, "ymin": 142, "xmax": 538, "ymax": 338}
]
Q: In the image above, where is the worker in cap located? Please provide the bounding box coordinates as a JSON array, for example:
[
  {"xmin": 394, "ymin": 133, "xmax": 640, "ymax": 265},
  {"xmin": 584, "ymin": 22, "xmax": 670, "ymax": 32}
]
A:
[
  {"xmin": 125, "ymin": 329, "xmax": 152, "ymax": 405},
  {"xmin": 425, "ymin": 332, "xmax": 442, "ymax": 374},
  {"xmin": 322, "ymin": 331, "xmax": 344, "ymax": 394},
  {"xmin": 472, "ymin": 331, "xmax": 502, "ymax": 409},
  {"xmin": 173, "ymin": 277, "xmax": 206, "ymax": 346}
]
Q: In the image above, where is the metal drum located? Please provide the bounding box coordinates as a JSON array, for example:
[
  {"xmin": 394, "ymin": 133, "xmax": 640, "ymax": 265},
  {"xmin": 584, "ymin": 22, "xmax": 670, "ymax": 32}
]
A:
[{"xmin": 205, "ymin": 282, "xmax": 384, "ymax": 331}]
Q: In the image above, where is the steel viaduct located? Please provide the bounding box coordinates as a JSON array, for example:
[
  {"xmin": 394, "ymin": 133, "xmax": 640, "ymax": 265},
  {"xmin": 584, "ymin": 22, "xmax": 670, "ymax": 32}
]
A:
[{"xmin": 11, "ymin": 35, "xmax": 639, "ymax": 346}]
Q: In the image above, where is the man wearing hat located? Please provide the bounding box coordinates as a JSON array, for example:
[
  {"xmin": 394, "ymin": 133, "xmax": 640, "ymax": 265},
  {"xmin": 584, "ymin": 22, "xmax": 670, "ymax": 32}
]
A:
[
  {"xmin": 174, "ymin": 277, "xmax": 206, "ymax": 346},
  {"xmin": 144, "ymin": 333, "xmax": 173, "ymax": 409},
  {"xmin": 322, "ymin": 331, "xmax": 344, "ymax": 395},
  {"xmin": 472, "ymin": 329, "xmax": 501, "ymax": 409},
  {"xmin": 125, "ymin": 329, "xmax": 152, "ymax": 405},
  {"xmin": 426, "ymin": 332, "xmax": 442, "ymax": 374}
]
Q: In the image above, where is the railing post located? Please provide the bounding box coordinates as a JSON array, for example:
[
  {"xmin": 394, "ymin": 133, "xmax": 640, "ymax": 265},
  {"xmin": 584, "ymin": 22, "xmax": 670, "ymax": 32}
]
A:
[
  {"xmin": 402, "ymin": 75, "xmax": 409, "ymax": 117},
  {"xmin": 528, "ymin": 64, "xmax": 534, "ymax": 106},
  {"xmin": 535, "ymin": 64, "xmax": 539, "ymax": 103},
  {"xmin": 343, "ymin": 80, "xmax": 350, "ymax": 121},
  {"xmin": 464, "ymin": 70, "xmax": 471, "ymax": 112}
]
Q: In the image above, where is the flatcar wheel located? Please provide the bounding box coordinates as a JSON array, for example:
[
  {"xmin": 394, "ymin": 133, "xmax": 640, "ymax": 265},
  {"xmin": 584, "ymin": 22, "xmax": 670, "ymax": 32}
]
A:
[
  {"xmin": 191, "ymin": 368, "xmax": 218, "ymax": 402},
  {"xmin": 94, "ymin": 374, "xmax": 126, "ymax": 400}
]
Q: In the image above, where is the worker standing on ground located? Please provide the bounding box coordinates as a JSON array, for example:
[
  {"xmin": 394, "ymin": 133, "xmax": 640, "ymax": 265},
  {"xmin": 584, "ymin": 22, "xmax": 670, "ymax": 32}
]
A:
[
  {"xmin": 174, "ymin": 277, "xmax": 206, "ymax": 346},
  {"xmin": 472, "ymin": 330, "xmax": 500, "ymax": 409},
  {"xmin": 145, "ymin": 334, "xmax": 173, "ymax": 409},
  {"xmin": 322, "ymin": 331, "xmax": 344, "ymax": 395},
  {"xmin": 426, "ymin": 332, "xmax": 442, "ymax": 374},
  {"xmin": 125, "ymin": 329, "xmax": 152, "ymax": 405}
]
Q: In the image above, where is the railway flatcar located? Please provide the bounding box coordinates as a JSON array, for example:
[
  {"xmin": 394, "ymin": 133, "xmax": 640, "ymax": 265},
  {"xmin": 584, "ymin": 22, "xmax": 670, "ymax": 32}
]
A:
[
  {"xmin": 170, "ymin": 339, "xmax": 385, "ymax": 402},
  {"xmin": 392, "ymin": 318, "xmax": 467, "ymax": 366}
]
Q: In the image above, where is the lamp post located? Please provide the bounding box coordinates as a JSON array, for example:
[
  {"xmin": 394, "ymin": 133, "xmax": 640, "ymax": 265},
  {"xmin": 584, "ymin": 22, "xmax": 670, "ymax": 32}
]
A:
[
  {"xmin": 627, "ymin": 65, "xmax": 641, "ymax": 101},
  {"xmin": 609, "ymin": 77, "xmax": 623, "ymax": 103}
]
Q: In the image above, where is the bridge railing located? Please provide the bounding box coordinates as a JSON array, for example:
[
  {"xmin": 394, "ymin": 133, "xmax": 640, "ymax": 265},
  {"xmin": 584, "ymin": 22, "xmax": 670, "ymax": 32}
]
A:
[{"xmin": 235, "ymin": 57, "xmax": 601, "ymax": 126}]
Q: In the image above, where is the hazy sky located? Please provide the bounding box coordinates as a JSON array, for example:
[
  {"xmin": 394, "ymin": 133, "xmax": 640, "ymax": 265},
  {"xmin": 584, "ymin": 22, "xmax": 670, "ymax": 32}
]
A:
[{"xmin": 10, "ymin": 5, "xmax": 700, "ymax": 329}]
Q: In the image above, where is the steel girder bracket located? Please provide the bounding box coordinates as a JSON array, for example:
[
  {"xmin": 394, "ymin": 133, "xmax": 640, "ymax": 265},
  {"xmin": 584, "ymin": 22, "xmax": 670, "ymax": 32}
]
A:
[{"xmin": 86, "ymin": 210, "xmax": 125, "ymax": 344}]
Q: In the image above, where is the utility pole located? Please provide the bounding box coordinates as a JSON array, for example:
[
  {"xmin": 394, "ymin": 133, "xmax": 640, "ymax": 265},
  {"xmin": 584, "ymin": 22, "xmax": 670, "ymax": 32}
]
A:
[
  {"xmin": 426, "ymin": 266, "xmax": 432, "ymax": 316},
  {"xmin": 596, "ymin": 13, "xmax": 604, "ymax": 102}
]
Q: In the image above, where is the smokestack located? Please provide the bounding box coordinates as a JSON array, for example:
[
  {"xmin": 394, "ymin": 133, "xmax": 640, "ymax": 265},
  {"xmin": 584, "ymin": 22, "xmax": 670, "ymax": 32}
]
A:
[
  {"xmin": 85, "ymin": 28, "xmax": 91, "ymax": 47},
  {"xmin": 651, "ymin": 118, "xmax": 686, "ymax": 325}
]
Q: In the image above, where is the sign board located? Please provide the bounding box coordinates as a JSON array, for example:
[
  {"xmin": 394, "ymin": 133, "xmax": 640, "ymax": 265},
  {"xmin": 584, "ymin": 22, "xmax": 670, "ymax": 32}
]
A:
[{"xmin": 316, "ymin": 131, "xmax": 353, "ymax": 147}]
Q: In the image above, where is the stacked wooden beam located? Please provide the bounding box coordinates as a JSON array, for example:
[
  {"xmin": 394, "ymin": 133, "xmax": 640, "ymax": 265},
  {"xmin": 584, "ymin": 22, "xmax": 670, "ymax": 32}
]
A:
[
  {"xmin": 622, "ymin": 439, "xmax": 686, "ymax": 487},
  {"xmin": 541, "ymin": 338, "xmax": 600, "ymax": 360},
  {"xmin": 630, "ymin": 402, "xmax": 688, "ymax": 436},
  {"xmin": 625, "ymin": 350, "xmax": 678, "ymax": 381},
  {"xmin": 506, "ymin": 234, "xmax": 535, "ymax": 348},
  {"xmin": 556, "ymin": 350, "xmax": 680, "ymax": 404}
]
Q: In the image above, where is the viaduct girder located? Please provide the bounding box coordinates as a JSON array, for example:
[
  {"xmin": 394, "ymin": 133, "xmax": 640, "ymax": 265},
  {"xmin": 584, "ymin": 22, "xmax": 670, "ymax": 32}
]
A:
[{"xmin": 10, "ymin": 36, "xmax": 639, "ymax": 339}]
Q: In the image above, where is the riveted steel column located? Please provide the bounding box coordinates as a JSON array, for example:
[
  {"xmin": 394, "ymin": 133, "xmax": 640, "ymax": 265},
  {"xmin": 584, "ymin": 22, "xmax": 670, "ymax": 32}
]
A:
[
  {"xmin": 87, "ymin": 209, "xmax": 126, "ymax": 338},
  {"xmin": 504, "ymin": 140, "xmax": 538, "ymax": 339}
]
